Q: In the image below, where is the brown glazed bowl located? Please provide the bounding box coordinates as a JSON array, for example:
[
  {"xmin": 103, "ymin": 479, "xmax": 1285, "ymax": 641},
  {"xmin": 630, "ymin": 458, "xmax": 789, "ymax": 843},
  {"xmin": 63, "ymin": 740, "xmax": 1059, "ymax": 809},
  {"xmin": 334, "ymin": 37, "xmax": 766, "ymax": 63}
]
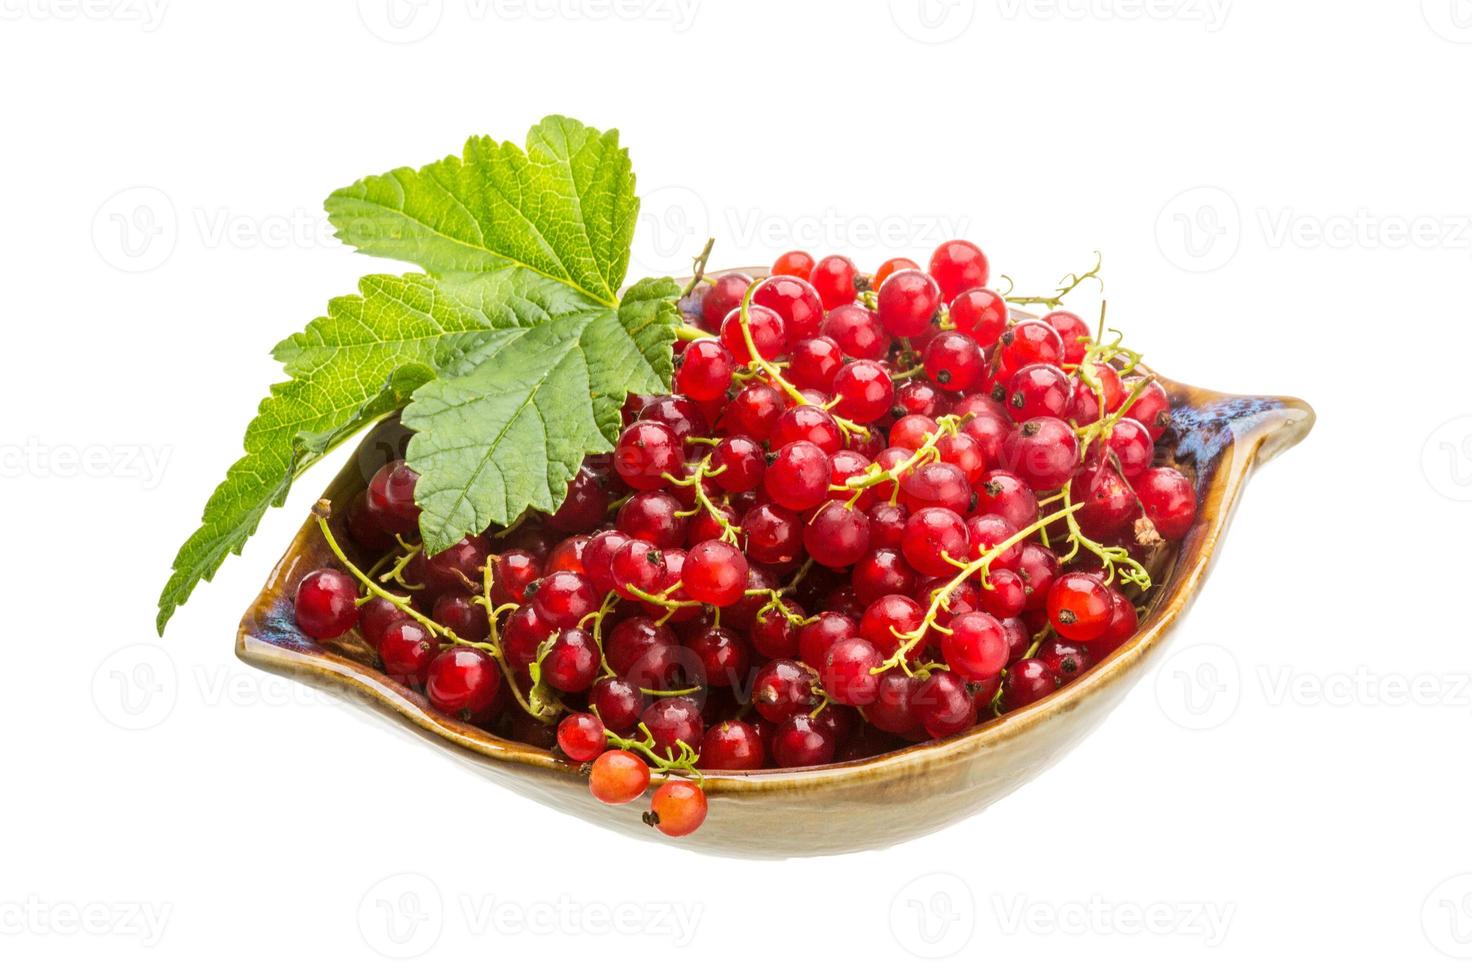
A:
[{"xmin": 237, "ymin": 276, "xmax": 1314, "ymax": 858}]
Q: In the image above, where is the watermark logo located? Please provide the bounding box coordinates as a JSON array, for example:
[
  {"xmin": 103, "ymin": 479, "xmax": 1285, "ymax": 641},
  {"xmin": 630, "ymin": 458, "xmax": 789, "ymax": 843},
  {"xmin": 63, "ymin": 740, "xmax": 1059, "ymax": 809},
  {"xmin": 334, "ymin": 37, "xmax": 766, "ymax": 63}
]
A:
[
  {"xmin": 889, "ymin": 0, "xmax": 976, "ymax": 42},
  {"xmin": 358, "ymin": 873, "xmax": 444, "ymax": 958},
  {"xmin": 889, "ymin": 872, "xmax": 976, "ymax": 958},
  {"xmin": 1422, "ymin": 416, "xmax": 1472, "ymax": 502},
  {"xmin": 1155, "ymin": 186, "xmax": 1240, "ymax": 273},
  {"xmin": 91, "ymin": 644, "xmax": 178, "ymax": 731},
  {"xmin": 1422, "ymin": 0, "xmax": 1472, "ymax": 42},
  {"xmin": 92, "ymin": 186, "xmax": 177, "ymax": 273},
  {"xmin": 1154, "ymin": 642, "xmax": 1240, "ymax": 730},
  {"xmin": 357, "ymin": 0, "xmax": 444, "ymax": 42},
  {"xmin": 1422, "ymin": 874, "xmax": 1472, "ymax": 958},
  {"xmin": 631, "ymin": 185, "xmax": 710, "ymax": 277}
]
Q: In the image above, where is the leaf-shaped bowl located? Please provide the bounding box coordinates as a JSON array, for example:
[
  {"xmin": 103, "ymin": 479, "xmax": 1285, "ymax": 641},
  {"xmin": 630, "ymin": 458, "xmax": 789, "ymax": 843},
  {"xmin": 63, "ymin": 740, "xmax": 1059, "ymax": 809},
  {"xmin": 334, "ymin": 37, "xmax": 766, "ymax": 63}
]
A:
[{"xmin": 237, "ymin": 279, "xmax": 1313, "ymax": 858}]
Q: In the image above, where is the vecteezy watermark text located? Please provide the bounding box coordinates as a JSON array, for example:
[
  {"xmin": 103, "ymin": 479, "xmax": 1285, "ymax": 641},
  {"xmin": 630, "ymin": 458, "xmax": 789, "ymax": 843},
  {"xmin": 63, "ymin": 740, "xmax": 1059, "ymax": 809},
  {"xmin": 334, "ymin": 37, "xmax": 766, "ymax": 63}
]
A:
[
  {"xmin": 0, "ymin": 0, "xmax": 168, "ymax": 30},
  {"xmin": 357, "ymin": 873, "xmax": 702, "ymax": 958},
  {"xmin": 0, "ymin": 897, "xmax": 172, "ymax": 947},
  {"xmin": 1, "ymin": 439, "xmax": 171, "ymax": 489}
]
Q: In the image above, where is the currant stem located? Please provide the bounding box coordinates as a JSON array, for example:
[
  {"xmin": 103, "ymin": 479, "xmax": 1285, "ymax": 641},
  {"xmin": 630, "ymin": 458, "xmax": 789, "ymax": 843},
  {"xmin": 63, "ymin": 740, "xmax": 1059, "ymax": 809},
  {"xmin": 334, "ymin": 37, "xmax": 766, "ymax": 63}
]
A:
[{"xmin": 870, "ymin": 503, "xmax": 1084, "ymax": 675}]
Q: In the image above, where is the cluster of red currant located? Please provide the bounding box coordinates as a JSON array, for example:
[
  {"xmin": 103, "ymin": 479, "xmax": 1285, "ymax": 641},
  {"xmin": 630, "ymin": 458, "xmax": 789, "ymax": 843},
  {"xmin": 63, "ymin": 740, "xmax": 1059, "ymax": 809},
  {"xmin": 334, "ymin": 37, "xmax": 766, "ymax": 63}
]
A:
[{"xmin": 291, "ymin": 240, "xmax": 1197, "ymax": 838}]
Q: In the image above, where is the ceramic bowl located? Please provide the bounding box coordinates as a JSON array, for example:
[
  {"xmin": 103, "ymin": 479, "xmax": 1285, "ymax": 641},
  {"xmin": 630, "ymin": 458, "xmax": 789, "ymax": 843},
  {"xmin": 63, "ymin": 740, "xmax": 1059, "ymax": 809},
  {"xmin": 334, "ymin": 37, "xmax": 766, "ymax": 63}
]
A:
[{"xmin": 237, "ymin": 277, "xmax": 1313, "ymax": 857}]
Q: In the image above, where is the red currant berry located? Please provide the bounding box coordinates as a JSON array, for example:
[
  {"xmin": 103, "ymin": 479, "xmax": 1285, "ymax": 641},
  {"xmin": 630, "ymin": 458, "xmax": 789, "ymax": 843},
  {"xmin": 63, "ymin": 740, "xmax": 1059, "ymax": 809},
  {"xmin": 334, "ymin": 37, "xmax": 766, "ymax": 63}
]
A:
[
  {"xmin": 830, "ymin": 360, "xmax": 896, "ymax": 423},
  {"xmin": 1105, "ymin": 417, "xmax": 1154, "ymax": 477},
  {"xmin": 976, "ymin": 470, "xmax": 1039, "ymax": 528},
  {"xmin": 431, "ymin": 593, "xmax": 489, "ymax": 641},
  {"xmin": 683, "ymin": 539, "xmax": 750, "ymax": 606},
  {"xmin": 557, "ymin": 712, "xmax": 606, "ymax": 762},
  {"xmin": 365, "ymin": 460, "xmax": 421, "ymax": 536},
  {"xmin": 888, "ymin": 413, "xmax": 940, "ymax": 451},
  {"xmin": 1042, "ymin": 309, "xmax": 1091, "ymax": 364},
  {"xmin": 377, "ymin": 618, "xmax": 439, "ymax": 686},
  {"xmin": 1134, "ymin": 466, "xmax": 1197, "ymax": 540},
  {"xmin": 528, "ymin": 571, "xmax": 596, "ymax": 629},
  {"xmin": 867, "ymin": 671, "xmax": 920, "ymax": 734},
  {"xmin": 771, "ymin": 250, "xmax": 815, "ymax": 279},
  {"xmin": 788, "ymin": 336, "xmax": 845, "ymax": 391},
  {"xmin": 675, "ymin": 337, "xmax": 735, "ymax": 402},
  {"xmin": 1090, "ymin": 589, "xmax": 1139, "ymax": 654},
  {"xmin": 803, "ymin": 501, "xmax": 871, "ymax": 568},
  {"xmin": 589, "ymin": 676, "xmax": 644, "ymax": 734},
  {"xmin": 1006, "ymin": 363, "xmax": 1073, "ymax": 421},
  {"xmin": 294, "ymin": 569, "xmax": 359, "ymax": 641},
  {"xmin": 1068, "ymin": 362, "xmax": 1126, "ymax": 425},
  {"xmin": 724, "ymin": 382, "xmax": 785, "ymax": 440},
  {"xmin": 923, "ymin": 332, "xmax": 985, "ymax": 392},
  {"xmin": 710, "ymin": 435, "xmax": 766, "ymax": 492},
  {"xmin": 821, "ymin": 303, "xmax": 888, "ymax": 359},
  {"xmin": 1002, "ymin": 658, "xmax": 1059, "ymax": 711},
  {"xmin": 752, "ymin": 659, "xmax": 818, "ymax": 723},
  {"xmin": 867, "ymin": 502, "xmax": 909, "ymax": 549},
  {"xmin": 873, "ymin": 256, "xmax": 919, "ymax": 289},
  {"xmin": 699, "ymin": 719, "xmax": 765, "ymax": 770},
  {"xmin": 720, "ymin": 302, "xmax": 787, "ymax": 363},
  {"xmin": 772, "ymin": 404, "xmax": 842, "ymax": 454},
  {"xmin": 360, "ymin": 596, "xmax": 409, "ymax": 649},
  {"xmin": 688, "ymin": 624, "xmax": 750, "ymax": 688},
  {"xmin": 614, "ymin": 420, "xmax": 686, "ymax": 491},
  {"xmin": 852, "ymin": 547, "xmax": 918, "ymax": 607},
  {"xmin": 589, "ymin": 749, "xmax": 650, "ymax": 804},
  {"xmin": 912, "ymin": 670, "xmax": 978, "ymax": 738},
  {"xmin": 900, "ymin": 462, "xmax": 973, "ymax": 515},
  {"xmin": 1003, "ymin": 417, "xmax": 1079, "ymax": 491},
  {"xmin": 1125, "ymin": 379, "xmax": 1172, "ymax": 439},
  {"xmin": 425, "ymin": 646, "xmax": 501, "ymax": 721},
  {"xmin": 580, "ymin": 531, "xmax": 628, "ymax": 596},
  {"xmin": 978, "ymin": 568, "xmax": 1027, "ymax": 618},
  {"xmin": 644, "ymin": 780, "xmax": 708, "ymax": 837},
  {"xmin": 998, "ymin": 320, "xmax": 1065, "ymax": 375},
  {"xmin": 797, "ymin": 611, "xmax": 860, "ymax": 670},
  {"xmin": 928, "ymin": 239, "xmax": 990, "ymax": 300},
  {"xmin": 902, "ymin": 506, "xmax": 970, "ymax": 576},
  {"xmin": 949, "ymin": 287, "xmax": 1009, "ymax": 346},
  {"xmin": 753, "ymin": 275, "xmax": 825, "ymax": 342},
  {"xmin": 543, "ymin": 628, "xmax": 600, "ymax": 693},
  {"xmin": 810, "ymin": 255, "xmax": 860, "ymax": 309},
  {"xmin": 1047, "ymin": 572, "xmax": 1113, "ymax": 641},
  {"xmin": 642, "ymin": 696, "xmax": 704, "ymax": 760},
  {"xmin": 942, "ymin": 611, "xmax": 1008, "ymax": 681},
  {"xmin": 771, "ymin": 714, "xmax": 836, "ymax": 767},
  {"xmin": 609, "ymin": 539, "xmax": 668, "ymax": 600},
  {"xmin": 1016, "ymin": 542, "xmax": 1060, "ymax": 612},
  {"xmin": 859, "ymin": 594, "xmax": 925, "ymax": 656},
  {"xmin": 1036, "ymin": 636, "xmax": 1096, "ymax": 685},
  {"xmin": 740, "ymin": 502, "xmax": 803, "ymax": 565},
  {"xmin": 764, "ymin": 440, "xmax": 832, "ymax": 512},
  {"xmin": 1071, "ymin": 461, "xmax": 1139, "ymax": 537},
  {"xmin": 876, "ymin": 269, "xmax": 942, "ymax": 338},
  {"xmin": 819, "ymin": 637, "xmax": 883, "ymax": 706},
  {"xmin": 700, "ymin": 272, "xmax": 752, "ymax": 330}
]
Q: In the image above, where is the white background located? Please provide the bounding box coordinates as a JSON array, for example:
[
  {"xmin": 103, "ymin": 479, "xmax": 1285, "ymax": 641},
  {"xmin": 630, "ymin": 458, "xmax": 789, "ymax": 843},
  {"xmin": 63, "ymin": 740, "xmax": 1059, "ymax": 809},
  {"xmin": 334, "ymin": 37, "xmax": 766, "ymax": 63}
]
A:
[{"xmin": 3, "ymin": 0, "xmax": 1470, "ymax": 974}]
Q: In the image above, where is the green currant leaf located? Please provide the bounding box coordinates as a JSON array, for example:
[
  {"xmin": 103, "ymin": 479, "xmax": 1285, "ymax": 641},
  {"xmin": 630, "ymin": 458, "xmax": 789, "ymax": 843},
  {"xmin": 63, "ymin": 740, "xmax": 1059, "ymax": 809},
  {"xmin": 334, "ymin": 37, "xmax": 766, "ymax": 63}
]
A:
[
  {"xmin": 402, "ymin": 275, "xmax": 679, "ymax": 554},
  {"xmin": 325, "ymin": 115, "xmax": 636, "ymax": 306},
  {"xmin": 156, "ymin": 268, "xmax": 599, "ymax": 633}
]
